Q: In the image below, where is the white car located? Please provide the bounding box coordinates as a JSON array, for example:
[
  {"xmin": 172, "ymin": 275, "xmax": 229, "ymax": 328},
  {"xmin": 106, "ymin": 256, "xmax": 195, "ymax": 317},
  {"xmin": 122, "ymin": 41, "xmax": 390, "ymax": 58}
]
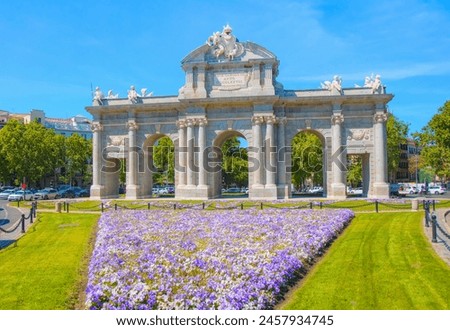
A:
[
  {"xmin": 8, "ymin": 190, "xmax": 34, "ymax": 201},
  {"xmin": 428, "ymin": 186, "xmax": 446, "ymax": 195},
  {"xmin": 348, "ymin": 187, "xmax": 363, "ymax": 195},
  {"xmin": 0, "ymin": 189, "xmax": 16, "ymax": 200},
  {"xmin": 34, "ymin": 188, "xmax": 60, "ymax": 200}
]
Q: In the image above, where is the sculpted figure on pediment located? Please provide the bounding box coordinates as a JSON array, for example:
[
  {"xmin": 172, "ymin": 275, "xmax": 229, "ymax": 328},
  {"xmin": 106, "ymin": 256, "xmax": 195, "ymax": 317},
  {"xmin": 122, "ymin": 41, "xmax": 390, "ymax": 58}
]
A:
[{"xmin": 206, "ymin": 24, "xmax": 242, "ymax": 60}]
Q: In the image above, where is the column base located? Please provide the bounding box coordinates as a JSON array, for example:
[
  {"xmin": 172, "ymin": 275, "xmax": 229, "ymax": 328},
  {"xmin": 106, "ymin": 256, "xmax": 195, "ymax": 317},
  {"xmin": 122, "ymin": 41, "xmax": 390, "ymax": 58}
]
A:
[
  {"xmin": 368, "ymin": 182, "xmax": 389, "ymax": 199},
  {"xmin": 249, "ymin": 185, "xmax": 277, "ymax": 200},
  {"xmin": 90, "ymin": 185, "xmax": 104, "ymax": 199},
  {"xmin": 277, "ymin": 184, "xmax": 290, "ymax": 199},
  {"xmin": 126, "ymin": 185, "xmax": 140, "ymax": 199},
  {"xmin": 328, "ymin": 183, "xmax": 347, "ymax": 200},
  {"xmin": 176, "ymin": 185, "xmax": 209, "ymax": 199}
]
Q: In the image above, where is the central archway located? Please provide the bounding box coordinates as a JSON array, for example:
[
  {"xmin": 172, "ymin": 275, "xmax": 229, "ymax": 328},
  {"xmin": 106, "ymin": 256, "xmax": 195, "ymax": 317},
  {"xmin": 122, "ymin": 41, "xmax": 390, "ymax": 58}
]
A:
[{"xmin": 211, "ymin": 130, "xmax": 249, "ymax": 198}]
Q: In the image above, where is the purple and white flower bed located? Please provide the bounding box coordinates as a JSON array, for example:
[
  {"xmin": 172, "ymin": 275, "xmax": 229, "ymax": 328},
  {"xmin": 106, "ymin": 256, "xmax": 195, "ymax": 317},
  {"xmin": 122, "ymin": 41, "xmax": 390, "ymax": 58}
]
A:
[{"xmin": 86, "ymin": 208, "xmax": 353, "ymax": 310}]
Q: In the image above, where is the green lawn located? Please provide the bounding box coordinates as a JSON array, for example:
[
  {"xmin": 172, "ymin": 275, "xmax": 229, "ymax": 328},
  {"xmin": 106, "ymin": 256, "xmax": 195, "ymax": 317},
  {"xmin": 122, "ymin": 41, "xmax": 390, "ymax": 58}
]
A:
[
  {"xmin": 0, "ymin": 213, "xmax": 98, "ymax": 309},
  {"xmin": 279, "ymin": 212, "xmax": 450, "ymax": 309},
  {"xmin": 1, "ymin": 209, "xmax": 449, "ymax": 310}
]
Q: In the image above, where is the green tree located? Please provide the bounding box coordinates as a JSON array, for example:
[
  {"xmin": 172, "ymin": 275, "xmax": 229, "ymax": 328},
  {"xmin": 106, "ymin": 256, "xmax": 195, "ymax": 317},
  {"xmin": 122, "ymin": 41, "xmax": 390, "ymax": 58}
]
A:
[
  {"xmin": 415, "ymin": 101, "xmax": 450, "ymax": 181},
  {"xmin": 152, "ymin": 137, "xmax": 174, "ymax": 185},
  {"xmin": 386, "ymin": 113, "xmax": 409, "ymax": 182},
  {"xmin": 64, "ymin": 133, "xmax": 92, "ymax": 186},
  {"xmin": 221, "ymin": 137, "xmax": 248, "ymax": 188},
  {"xmin": 291, "ymin": 132, "xmax": 323, "ymax": 189},
  {"xmin": 346, "ymin": 155, "xmax": 362, "ymax": 187},
  {"xmin": 0, "ymin": 120, "xmax": 61, "ymax": 186}
]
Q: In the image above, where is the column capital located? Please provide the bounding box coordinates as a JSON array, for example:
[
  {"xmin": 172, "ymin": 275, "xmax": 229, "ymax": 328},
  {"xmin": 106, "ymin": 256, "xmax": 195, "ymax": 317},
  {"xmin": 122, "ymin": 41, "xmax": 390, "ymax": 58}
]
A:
[
  {"xmin": 176, "ymin": 119, "xmax": 186, "ymax": 129},
  {"xmin": 91, "ymin": 122, "xmax": 103, "ymax": 132},
  {"xmin": 264, "ymin": 115, "xmax": 277, "ymax": 125},
  {"xmin": 331, "ymin": 113, "xmax": 344, "ymax": 125},
  {"xmin": 252, "ymin": 116, "xmax": 264, "ymax": 125},
  {"xmin": 197, "ymin": 118, "xmax": 208, "ymax": 127},
  {"xmin": 373, "ymin": 113, "xmax": 388, "ymax": 123},
  {"xmin": 186, "ymin": 118, "xmax": 196, "ymax": 127},
  {"xmin": 127, "ymin": 120, "xmax": 139, "ymax": 131}
]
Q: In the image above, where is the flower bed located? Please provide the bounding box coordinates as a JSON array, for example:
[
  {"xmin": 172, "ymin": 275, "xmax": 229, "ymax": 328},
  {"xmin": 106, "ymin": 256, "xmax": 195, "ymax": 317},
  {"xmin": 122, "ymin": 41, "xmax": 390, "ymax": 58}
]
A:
[{"xmin": 86, "ymin": 208, "xmax": 354, "ymax": 310}]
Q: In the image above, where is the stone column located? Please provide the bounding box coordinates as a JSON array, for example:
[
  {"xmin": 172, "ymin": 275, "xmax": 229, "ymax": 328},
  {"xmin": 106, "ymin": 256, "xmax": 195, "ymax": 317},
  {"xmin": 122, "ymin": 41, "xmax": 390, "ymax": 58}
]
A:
[
  {"xmin": 277, "ymin": 117, "xmax": 288, "ymax": 197},
  {"xmin": 126, "ymin": 120, "xmax": 139, "ymax": 199},
  {"xmin": 330, "ymin": 112, "xmax": 346, "ymax": 199},
  {"xmin": 251, "ymin": 116, "xmax": 264, "ymax": 188},
  {"xmin": 90, "ymin": 122, "xmax": 103, "ymax": 198},
  {"xmin": 197, "ymin": 118, "xmax": 208, "ymax": 188},
  {"xmin": 176, "ymin": 120, "xmax": 187, "ymax": 187},
  {"xmin": 186, "ymin": 118, "xmax": 195, "ymax": 187},
  {"xmin": 372, "ymin": 111, "xmax": 389, "ymax": 198},
  {"xmin": 265, "ymin": 115, "xmax": 277, "ymax": 188}
]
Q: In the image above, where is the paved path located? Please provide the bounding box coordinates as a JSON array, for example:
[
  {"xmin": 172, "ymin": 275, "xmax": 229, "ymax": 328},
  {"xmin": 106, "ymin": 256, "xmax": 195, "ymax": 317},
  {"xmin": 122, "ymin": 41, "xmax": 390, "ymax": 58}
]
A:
[
  {"xmin": 0, "ymin": 200, "xmax": 35, "ymax": 249},
  {"xmin": 423, "ymin": 208, "xmax": 450, "ymax": 266}
]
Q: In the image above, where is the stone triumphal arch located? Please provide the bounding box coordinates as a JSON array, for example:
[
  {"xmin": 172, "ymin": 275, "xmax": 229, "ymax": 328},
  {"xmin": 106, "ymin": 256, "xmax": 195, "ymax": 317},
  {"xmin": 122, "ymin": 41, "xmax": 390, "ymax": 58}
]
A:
[{"xmin": 87, "ymin": 25, "xmax": 393, "ymax": 200}]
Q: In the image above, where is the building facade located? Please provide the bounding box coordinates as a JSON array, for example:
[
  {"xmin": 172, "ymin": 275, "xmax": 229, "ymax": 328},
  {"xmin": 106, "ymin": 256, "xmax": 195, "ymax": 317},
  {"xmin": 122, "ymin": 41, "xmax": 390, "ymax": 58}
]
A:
[
  {"xmin": 87, "ymin": 26, "xmax": 393, "ymax": 200},
  {"xmin": 0, "ymin": 109, "xmax": 92, "ymax": 139}
]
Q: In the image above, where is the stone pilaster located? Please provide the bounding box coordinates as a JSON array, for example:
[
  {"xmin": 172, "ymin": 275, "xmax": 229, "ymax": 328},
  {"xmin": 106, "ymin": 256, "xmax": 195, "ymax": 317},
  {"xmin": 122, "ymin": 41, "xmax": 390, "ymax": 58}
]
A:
[
  {"xmin": 277, "ymin": 117, "xmax": 289, "ymax": 198},
  {"xmin": 186, "ymin": 118, "xmax": 195, "ymax": 187},
  {"xmin": 329, "ymin": 112, "xmax": 346, "ymax": 199},
  {"xmin": 90, "ymin": 122, "xmax": 104, "ymax": 199},
  {"xmin": 197, "ymin": 118, "xmax": 208, "ymax": 188},
  {"xmin": 126, "ymin": 120, "xmax": 139, "ymax": 199},
  {"xmin": 264, "ymin": 115, "xmax": 277, "ymax": 188},
  {"xmin": 372, "ymin": 111, "xmax": 389, "ymax": 198},
  {"xmin": 176, "ymin": 120, "xmax": 187, "ymax": 187},
  {"xmin": 251, "ymin": 116, "xmax": 264, "ymax": 189}
]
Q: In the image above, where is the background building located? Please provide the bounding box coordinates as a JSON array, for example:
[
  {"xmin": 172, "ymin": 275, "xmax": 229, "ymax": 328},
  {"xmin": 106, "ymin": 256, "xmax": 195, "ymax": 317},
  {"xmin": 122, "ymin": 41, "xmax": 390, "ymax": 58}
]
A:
[{"xmin": 0, "ymin": 109, "xmax": 92, "ymax": 139}]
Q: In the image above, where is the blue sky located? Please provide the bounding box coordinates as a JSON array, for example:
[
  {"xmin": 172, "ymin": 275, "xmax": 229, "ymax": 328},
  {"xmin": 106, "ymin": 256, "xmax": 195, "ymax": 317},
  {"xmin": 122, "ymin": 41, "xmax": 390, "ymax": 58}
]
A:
[{"xmin": 1, "ymin": 0, "xmax": 449, "ymax": 134}]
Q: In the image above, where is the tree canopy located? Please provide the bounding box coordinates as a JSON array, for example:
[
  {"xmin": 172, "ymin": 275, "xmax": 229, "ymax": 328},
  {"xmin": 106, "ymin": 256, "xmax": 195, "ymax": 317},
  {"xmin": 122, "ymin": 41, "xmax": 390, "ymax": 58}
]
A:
[
  {"xmin": 415, "ymin": 100, "xmax": 450, "ymax": 181},
  {"xmin": 0, "ymin": 119, "xmax": 92, "ymax": 187}
]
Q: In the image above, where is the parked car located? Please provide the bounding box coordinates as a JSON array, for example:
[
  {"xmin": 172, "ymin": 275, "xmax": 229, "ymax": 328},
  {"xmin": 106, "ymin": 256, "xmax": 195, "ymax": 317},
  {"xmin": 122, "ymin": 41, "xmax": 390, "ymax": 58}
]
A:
[
  {"xmin": 167, "ymin": 186, "xmax": 175, "ymax": 194},
  {"xmin": 158, "ymin": 187, "xmax": 169, "ymax": 194},
  {"xmin": 309, "ymin": 186, "xmax": 324, "ymax": 194},
  {"xmin": 389, "ymin": 183, "xmax": 400, "ymax": 197},
  {"xmin": 34, "ymin": 188, "xmax": 60, "ymax": 200},
  {"xmin": 428, "ymin": 186, "xmax": 446, "ymax": 195},
  {"xmin": 227, "ymin": 187, "xmax": 241, "ymax": 193},
  {"xmin": 76, "ymin": 188, "xmax": 90, "ymax": 197},
  {"xmin": 8, "ymin": 190, "xmax": 34, "ymax": 201},
  {"xmin": 349, "ymin": 187, "xmax": 363, "ymax": 195},
  {"xmin": 0, "ymin": 189, "xmax": 16, "ymax": 200},
  {"xmin": 60, "ymin": 188, "xmax": 76, "ymax": 198}
]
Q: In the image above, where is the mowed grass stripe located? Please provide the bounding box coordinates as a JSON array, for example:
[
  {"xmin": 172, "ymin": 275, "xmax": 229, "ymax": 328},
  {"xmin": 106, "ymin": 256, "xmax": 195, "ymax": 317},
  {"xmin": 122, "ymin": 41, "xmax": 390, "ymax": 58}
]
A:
[
  {"xmin": 279, "ymin": 212, "xmax": 450, "ymax": 310},
  {"xmin": 0, "ymin": 213, "xmax": 98, "ymax": 310}
]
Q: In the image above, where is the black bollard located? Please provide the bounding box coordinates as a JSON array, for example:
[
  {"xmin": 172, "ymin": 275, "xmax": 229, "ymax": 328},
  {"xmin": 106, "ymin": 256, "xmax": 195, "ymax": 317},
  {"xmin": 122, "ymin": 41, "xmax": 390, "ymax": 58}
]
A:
[
  {"xmin": 101, "ymin": 203, "xmax": 104, "ymax": 212},
  {"xmin": 241, "ymin": 203, "xmax": 243, "ymax": 210},
  {"xmin": 375, "ymin": 200, "xmax": 379, "ymax": 213},
  {"xmin": 115, "ymin": 203, "xmax": 117, "ymax": 211},
  {"xmin": 260, "ymin": 202, "xmax": 263, "ymax": 210},
  {"xmin": 21, "ymin": 214, "xmax": 25, "ymax": 233},
  {"xmin": 431, "ymin": 213, "xmax": 438, "ymax": 243},
  {"xmin": 148, "ymin": 202, "xmax": 150, "ymax": 210},
  {"xmin": 320, "ymin": 202, "xmax": 323, "ymax": 209},
  {"xmin": 310, "ymin": 202, "xmax": 313, "ymax": 209},
  {"xmin": 202, "ymin": 202, "xmax": 205, "ymax": 210},
  {"xmin": 173, "ymin": 203, "xmax": 177, "ymax": 210}
]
